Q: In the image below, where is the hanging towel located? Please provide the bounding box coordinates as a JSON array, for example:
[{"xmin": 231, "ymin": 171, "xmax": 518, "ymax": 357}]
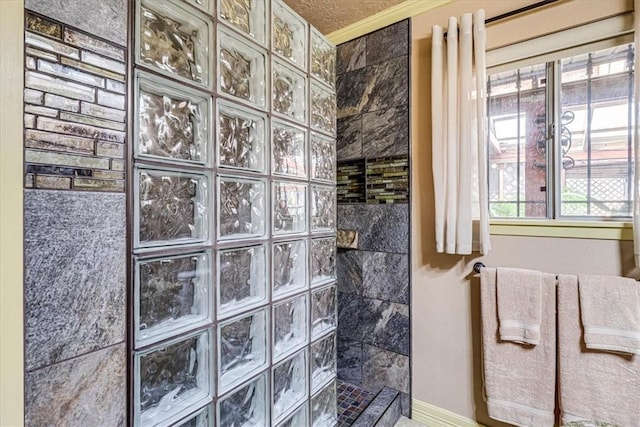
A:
[
  {"xmin": 496, "ymin": 267, "xmax": 542, "ymax": 345},
  {"xmin": 578, "ymin": 274, "xmax": 640, "ymax": 355},
  {"xmin": 481, "ymin": 267, "xmax": 556, "ymax": 427},
  {"xmin": 558, "ymin": 275, "xmax": 640, "ymax": 427}
]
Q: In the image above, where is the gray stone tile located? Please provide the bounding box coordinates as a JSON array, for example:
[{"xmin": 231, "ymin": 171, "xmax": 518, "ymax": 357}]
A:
[
  {"xmin": 363, "ymin": 57, "xmax": 409, "ymax": 113},
  {"xmin": 362, "ymin": 105, "xmax": 409, "ymax": 158},
  {"xmin": 337, "ymin": 115, "xmax": 363, "ymax": 160},
  {"xmin": 337, "ymin": 37, "xmax": 366, "ymax": 75},
  {"xmin": 362, "ymin": 252, "xmax": 409, "ymax": 304},
  {"xmin": 25, "ymin": 190, "xmax": 126, "ymax": 371},
  {"xmin": 337, "ymin": 292, "xmax": 363, "ymax": 341},
  {"xmin": 26, "ymin": 0, "xmax": 128, "ymax": 46},
  {"xmin": 361, "ymin": 299, "xmax": 409, "ymax": 356},
  {"xmin": 337, "ymin": 249, "xmax": 363, "ymax": 295},
  {"xmin": 337, "ymin": 338, "xmax": 363, "ymax": 386},
  {"xmin": 363, "ymin": 345, "xmax": 410, "ymax": 394},
  {"xmin": 366, "ymin": 20, "xmax": 409, "ymax": 65},
  {"xmin": 337, "ymin": 67, "xmax": 368, "ymax": 119},
  {"xmin": 337, "ymin": 204, "xmax": 409, "ymax": 254},
  {"xmin": 25, "ymin": 343, "xmax": 126, "ymax": 426},
  {"xmin": 352, "ymin": 386, "xmax": 400, "ymax": 427},
  {"xmin": 399, "ymin": 392, "xmax": 411, "ymax": 418}
]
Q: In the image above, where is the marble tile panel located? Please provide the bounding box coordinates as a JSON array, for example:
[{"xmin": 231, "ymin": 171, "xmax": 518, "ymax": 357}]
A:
[
  {"xmin": 336, "ymin": 37, "xmax": 366, "ymax": 76},
  {"xmin": 34, "ymin": 174, "xmax": 71, "ymax": 189},
  {"xmin": 59, "ymin": 111, "xmax": 125, "ymax": 131},
  {"xmin": 26, "ymin": 71, "xmax": 95, "ymax": 102},
  {"xmin": 36, "ymin": 116, "xmax": 125, "ymax": 143},
  {"xmin": 362, "ymin": 345, "xmax": 410, "ymax": 394},
  {"xmin": 26, "ymin": 0, "xmax": 128, "ymax": 46},
  {"xmin": 37, "ymin": 58, "xmax": 105, "ymax": 87},
  {"xmin": 26, "ymin": 149, "xmax": 110, "ymax": 170},
  {"xmin": 337, "ymin": 204, "xmax": 409, "ymax": 254},
  {"xmin": 361, "ymin": 252, "xmax": 409, "ymax": 304},
  {"xmin": 25, "ymin": 88, "xmax": 44, "ymax": 105},
  {"xmin": 26, "ymin": 13, "xmax": 62, "ymax": 39},
  {"xmin": 25, "ymin": 344, "xmax": 126, "ymax": 426},
  {"xmin": 366, "ymin": 20, "xmax": 409, "ymax": 65},
  {"xmin": 337, "ymin": 292, "xmax": 363, "ymax": 342},
  {"xmin": 25, "ymin": 114, "xmax": 36, "ymax": 128},
  {"xmin": 25, "ymin": 31, "xmax": 80, "ymax": 60},
  {"xmin": 337, "ymin": 115, "xmax": 362, "ymax": 160},
  {"xmin": 24, "ymin": 104, "xmax": 58, "ymax": 118},
  {"xmin": 362, "ymin": 57, "xmax": 409, "ymax": 114},
  {"xmin": 360, "ymin": 299, "xmax": 409, "ymax": 356},
  {"xmin": 26, "ymin": 46, "xmax": 58, "ymax": 62},
  {"xmin": 64, "ymin": 28, "xmax": 126, "ymax": 62},
  {"xmin": 399, "ymin": 392, "xmax": 410, "ymax": 418},
  {"xmin": 81, "ymin": 50, "xmax": 126, "ymax": 74},
  {"xmin": 336, "ymin": 67, "xmax": 368, "ymax": 119},
  {"xmin": 26, "ymin": 56, "xmax": 37, "ymax": 70},
  {"xmin": 337, "ymin": 338, "xmax": 362, "ymax": 386},
  {"xmin": 336, "ymin": 249, "xmax": 362, "ymax": 296},
  {"xmin": 44, "ymin": 93, "xmax": 80, "ymax": 112},
  {"xmin": 97, "ymin": 89, "xmax": 125, "ymax": 110},
  {"xmin": 80, "ymin": 102, "xmax": 126, "ymax": 122},
  {"xmin": 362, "ymin": 105, "xmax": 409, "ymax": 158},
  {"xmin": 351, "ymin": 386, "xmax": 400, "ymax": 427},
  {"xmin": 24, "ymin": 190, "xmax": 126, "ymax": 370},
  {"xmin": 74, "ymin": 177, "xmax": 125, "ymax": 192},
  {"xmin": 60, "ymin": 57, "xmax": 125, "ymax": 82}
]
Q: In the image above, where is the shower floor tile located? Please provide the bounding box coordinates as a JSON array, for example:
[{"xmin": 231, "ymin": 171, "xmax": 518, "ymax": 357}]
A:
[{"xmin": 337, "ymin": 380, "xmax": 376, "ymax": 426}]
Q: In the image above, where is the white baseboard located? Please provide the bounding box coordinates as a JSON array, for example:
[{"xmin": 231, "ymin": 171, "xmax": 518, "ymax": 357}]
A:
[{"xmin": 412, "ymin": 399, "xmax": 485, "ymax": 427}]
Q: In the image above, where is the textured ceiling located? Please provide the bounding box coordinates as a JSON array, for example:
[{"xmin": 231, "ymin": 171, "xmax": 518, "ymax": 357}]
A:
[{"xmin": 283, "ymin": 0, "xmax": 408, "ymax": 35}]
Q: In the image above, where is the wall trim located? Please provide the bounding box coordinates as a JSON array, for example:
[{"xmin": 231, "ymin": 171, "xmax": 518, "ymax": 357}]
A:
[
  {"xmin": 412, "ymin": 399, "xmax": 485, "ymax": 427},
  {"xmin": 490, "ymin": 220, "xmax": 633, "ymax": 241},
  {"xmin": 327, "ymin": 0, "xmax": 452, "ymax": 44}
]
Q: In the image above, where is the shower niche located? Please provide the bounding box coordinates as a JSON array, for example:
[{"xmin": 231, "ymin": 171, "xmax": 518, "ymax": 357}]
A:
[{"xmin": 131, "ymin": 0, "xmax": 337, "ymax": 425}]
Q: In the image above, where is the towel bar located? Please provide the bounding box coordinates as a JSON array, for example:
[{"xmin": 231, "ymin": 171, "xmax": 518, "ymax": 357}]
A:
[{"xmin": 473, "ymin": 262, "xmax": 566, "ymax": 280}]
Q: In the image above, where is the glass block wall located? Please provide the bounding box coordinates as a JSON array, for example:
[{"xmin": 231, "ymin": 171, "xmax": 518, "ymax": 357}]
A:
[{"xmin": 131, "ymin": 0, "xmax": 337, "ymax": 426}]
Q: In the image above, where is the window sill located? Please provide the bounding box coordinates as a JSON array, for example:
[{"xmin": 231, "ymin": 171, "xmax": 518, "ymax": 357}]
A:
[{"xmin": 489, "ymin": 219, "xmax": 632, "ymax": 240}]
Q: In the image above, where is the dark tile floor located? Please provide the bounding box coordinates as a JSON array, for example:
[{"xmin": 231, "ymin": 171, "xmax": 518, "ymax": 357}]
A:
[{"xmin": 337, "ymin": 380, "xmax": 375, "ymax": 426}]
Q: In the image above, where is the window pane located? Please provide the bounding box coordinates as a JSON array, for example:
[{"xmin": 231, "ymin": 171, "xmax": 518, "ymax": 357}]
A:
[
  {"xmin": 488, "ymin": 63, "xmax": 548, "ymax": 218},
  {"xmin": 559, "ymin": 44, "xmax": 634, "ymax": 218}
]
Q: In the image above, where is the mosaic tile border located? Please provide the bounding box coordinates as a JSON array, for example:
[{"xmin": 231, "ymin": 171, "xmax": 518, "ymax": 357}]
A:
[
  {"xmin": 23, "ymin": 11, "xmax": 126, "ymax": 192},
  {"xmin": 337, "ymin": 155, "xmax": 409, "ymax": 205}
]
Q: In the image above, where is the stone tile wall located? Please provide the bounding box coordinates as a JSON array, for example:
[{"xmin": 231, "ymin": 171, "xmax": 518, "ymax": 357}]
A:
[
  {"xmin": 335, "ymin": 19, "xmax": 411, "ymax": 417},
  {"xmin": 22, "ymin": 3, "xmax": 127, "ymax": 425}
]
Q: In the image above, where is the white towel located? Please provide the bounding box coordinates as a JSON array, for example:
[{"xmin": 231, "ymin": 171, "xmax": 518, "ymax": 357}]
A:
[
  {"xmin": 578, "ymin": 274, "xmax": 640, "ymax": 355},
  {"xmin": 481, "ymin": 267, "xmax": 556, "ymax": 427},
  {"xmin": 558, "ymin": 275, "xmax": 640, "ymax": 427},
  {"xmin": 497, "ymin": 267, "xmax": 542, "ymax": 345}
]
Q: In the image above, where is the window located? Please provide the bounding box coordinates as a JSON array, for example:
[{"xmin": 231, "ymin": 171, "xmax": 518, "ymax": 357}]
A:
[{"xmin": 487, "ymin": 44, "xmax": 634, "ymax": 219}]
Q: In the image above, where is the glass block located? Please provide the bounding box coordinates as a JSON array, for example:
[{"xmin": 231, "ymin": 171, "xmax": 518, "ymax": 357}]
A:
[
  {"xmin": 310, "ymin": 81, "xmax": 336, "ymax": 135},
  {"xmin": 217, "ymin": 100, "xmax": 266, "ymax": 172},
  {"xmin": 275, "ymin": 403, "xmax": 308, "ymax": 427},
  {"xmin": 311, "ymin": 237, "xmax": 336, "ymax": 286},
  {"xmin": 174, "ymin": 405, "xmax": 212, "ymax": 427},
  {"xmin": 272, "ymin": 120, "xmax": 307, "ymax": 178},
  {"xmin": 218, "ymin": 26, "xmax": 267, "ymax": 109},
  {"xmin": 273, "ymin": 294, "xmax": 308, "ymax": 360},
  {"xmin": 218, "ymin": 245, "xmax": 267, "ymax": 317},
  {"xmin": 218, "ymin": 0, "xmax": 266, "ymax": 46},
  {"xmin": 312, "ymin": 380, "xmax": 337, "ymax": 427},
  {"xmin": 310, "ymin": 27, "xmax": 335, "ymax": 87},
  {"xmin": 136, "ymin": 71, "xmax": 211, "ymax": 166},
  {"xmin": 311, "ymin": 185, "xmax": 336, "ymax": 232},
  {"xmin": 272, "ymin": 0, "xmax": 307, "ymax": 70},
  {"xmin": 272, "ymin": 59, "xmax": 307, "ymax": 124},
  {"xmin": 218, "ymin": 309, "xmax": 268, "ymax": 393},
  {"xmin": 218, "ymin": 373, "xmax": 267, "ymax": 427},
  {"xmin": 137, "ymin": 0, "xmax": 211, "ymax": 87},
  {"xmin": 311, "ymin": 285, "xmax": 336, "ymax": 338},
  {"xmin": 311, "ymin": 333, "xmax": 336, "ymax": 392},
  {"xmin": 272, "ymin": 349, "xmax": 308, "ymax": 422},
  {"xmin": 273, "ymin": 181, "xmax": 307, "ymax": 235},
  {"xmin": 273, "ymin": 240, "xmax": 307, "ymax": 299},
  {"xmin": 136, "ymin": 167, "xmax": 209, "ymax": 249},
  {"xmin": 311, "ymin": 132, "xmax": 336, "ymax": 182},
  {"xmin": 218, "ymin": 176, "xmax": 266, "ymax": 241},
  {"xmin": 136, "ymin": 330, "xmax": 212, "ymax": 426},
  {"xmin": 135, "ymin": 252, "xmax": 212, "ymax": 347}
]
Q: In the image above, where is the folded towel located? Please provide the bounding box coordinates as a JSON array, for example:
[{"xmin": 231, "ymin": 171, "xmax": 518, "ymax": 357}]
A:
[
  {"xmin": 558, "ymin": 275, "xmax": 640, "ymax": 427},
  {"xmin": 578, "ymin": 274, "xmax": 640, "ymax": 355},
  {"xmin": 497, "ymin": 267, "xmax": 543, "ymax": 345},
  {"xmin": 481, "ymin": 267, "xmax": 556, "ymax": 427}
]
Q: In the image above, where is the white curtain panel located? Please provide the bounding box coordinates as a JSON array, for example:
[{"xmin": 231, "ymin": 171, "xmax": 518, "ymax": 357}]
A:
[
  {"xmin": 432, "ymin": 10, "xmax": 491, "ymax": 255},
  {"xmin": 634, "ymin": 0, "xmax": 640, "ymax": 267}
]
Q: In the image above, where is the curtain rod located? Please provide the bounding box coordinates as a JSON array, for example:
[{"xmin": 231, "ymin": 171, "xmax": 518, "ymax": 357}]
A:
[{"xmin": 443, "ymin": 0, "xmax": 559, "ymax": 36}]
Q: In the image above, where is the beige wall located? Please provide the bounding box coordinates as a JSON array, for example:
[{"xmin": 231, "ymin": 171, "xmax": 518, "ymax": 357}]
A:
[
  {"xmin": 0, "ymin": 1, "xmax": 25, "ymax": 426},
  {"xmin": 411, "ymin": 0, "xmax": 635, "ymax": 423}
]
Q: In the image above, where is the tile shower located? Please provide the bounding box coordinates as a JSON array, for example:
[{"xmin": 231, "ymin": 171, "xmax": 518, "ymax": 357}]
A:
[{"xmin": 130, "ymin": 0, "xmax": 337, "ymax": 426}]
